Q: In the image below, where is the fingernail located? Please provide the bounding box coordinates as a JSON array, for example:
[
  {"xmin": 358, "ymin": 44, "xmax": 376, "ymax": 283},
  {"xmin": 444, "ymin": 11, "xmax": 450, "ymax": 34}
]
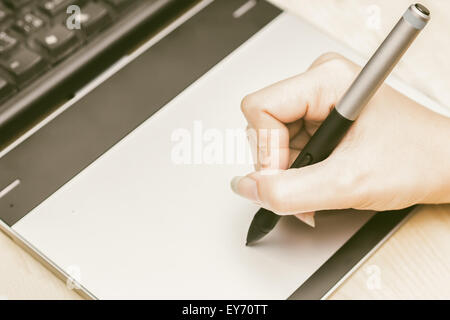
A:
[
  {"xmin": 230, "ymin": 176, "xmax": 260, "ymax": 203},
  {"xmin": 297, "ymin": 212, "xmax": 316, "ymax": 228}
]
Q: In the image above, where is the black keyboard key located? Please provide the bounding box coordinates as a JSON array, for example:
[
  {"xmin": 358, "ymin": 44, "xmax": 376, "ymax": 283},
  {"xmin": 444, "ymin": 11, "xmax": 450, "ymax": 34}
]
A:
[
  {"xmin": 14, "ymin": 12, "xmax": 45, "ymax": 35},
  {"xmin": 35, "ymin": 25, "xmax": 79, "ymax": 60},
  {"xmin": 79, "ymin": 3, "xmax": 111, "ymax": 36},
  {"xmin": 39, "ymin": 0, "xmax": 78, "ymax": 16},
  {"xmin": 0, "ymin": 32, "xmax": 17, "ymax": 55},
  {"xmin": 3, "ymin": 0, "xmax": 32, "ymax": 9},
  {"xmin": 0, "ymin": 76, "xmax": 13, "ymax": 100},
  {"xmin": 1, "ymin": 48, "xmax": 47, "ymax": 84}
]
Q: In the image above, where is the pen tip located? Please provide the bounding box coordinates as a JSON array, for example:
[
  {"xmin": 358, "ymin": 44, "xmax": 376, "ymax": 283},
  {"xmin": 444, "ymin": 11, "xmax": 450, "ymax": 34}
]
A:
[{"xmin": 246, "ymin": 227, "xmax": 265, "ymax": 246}]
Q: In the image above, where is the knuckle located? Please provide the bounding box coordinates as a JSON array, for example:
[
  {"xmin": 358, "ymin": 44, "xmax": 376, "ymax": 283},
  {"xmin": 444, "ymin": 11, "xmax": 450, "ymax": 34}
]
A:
[
  {"xmin": 317, "ymin": 51, "xmax": 344, "ymax": 63},
  {"xmin": 314, "ymin": 52, "xmax": 357, "ymax": 73},
  {"xmin": 326, "ymin": 56, "xmax": 358, "ymax": 76},
  {"xmin": 333, "ymin": 156, "xmax": 370, "ymax": 206},
  {"xmin": 258, "ymin": 176, "xmax": 291, "ymax": 214},
  {"xmin": 311, "ymin": 52, "xmax": 345, "ymax": 68},
  {"xmin": 240, "ymin": 93, "xmax": 259, "ymax": 115},
  {"xmin": 310, "ymin": 52, "xmax": 359, "ymax": 84},
  {"xmin": 336, "ymin": 166, "xmax": 359, "ymax": 192}
]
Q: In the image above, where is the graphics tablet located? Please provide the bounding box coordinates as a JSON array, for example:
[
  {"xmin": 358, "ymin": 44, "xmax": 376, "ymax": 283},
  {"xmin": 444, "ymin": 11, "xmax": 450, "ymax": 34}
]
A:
[{"xmin": 0, "ymin": 0, "xmax": 446, "ymax": 299}]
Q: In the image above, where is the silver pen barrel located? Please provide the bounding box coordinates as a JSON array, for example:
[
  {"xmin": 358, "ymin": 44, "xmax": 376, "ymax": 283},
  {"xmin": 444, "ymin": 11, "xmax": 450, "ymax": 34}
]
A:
[{"xmin": 336, "ymin": 3, "xmax": 430, "ymax": 120}]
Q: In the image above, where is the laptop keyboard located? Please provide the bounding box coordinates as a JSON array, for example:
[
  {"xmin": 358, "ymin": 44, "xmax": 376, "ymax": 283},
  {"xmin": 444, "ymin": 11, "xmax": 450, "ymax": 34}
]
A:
[{"xmin": 0, "ymin": 0, "xmax": 145, "ymax": 102}]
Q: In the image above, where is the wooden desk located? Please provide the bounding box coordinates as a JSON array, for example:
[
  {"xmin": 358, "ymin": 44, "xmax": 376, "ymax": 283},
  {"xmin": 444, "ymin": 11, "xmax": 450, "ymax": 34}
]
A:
[{"xmin": 0, "ymin": 0, "xmax": 449, "ymax": 299}]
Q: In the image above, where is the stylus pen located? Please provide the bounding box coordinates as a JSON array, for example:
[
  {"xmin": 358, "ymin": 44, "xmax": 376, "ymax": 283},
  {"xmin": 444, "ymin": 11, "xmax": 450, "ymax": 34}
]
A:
[{"xmin": 246, "ymin": 3, "xmax": 430, "ymax": 245}]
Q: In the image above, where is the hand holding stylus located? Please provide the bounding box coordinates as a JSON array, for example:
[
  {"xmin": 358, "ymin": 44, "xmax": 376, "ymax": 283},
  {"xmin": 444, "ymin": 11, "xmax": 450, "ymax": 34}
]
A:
[{"xmin": 231, "ymin": 52, "xmax": 450, "ymax": 229}]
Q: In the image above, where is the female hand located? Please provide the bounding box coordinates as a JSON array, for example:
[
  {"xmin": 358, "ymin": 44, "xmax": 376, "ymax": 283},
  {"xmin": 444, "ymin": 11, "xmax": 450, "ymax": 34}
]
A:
[{"xmin": 230, "ymin": 52, "xmax": 450, "ymax": 227}]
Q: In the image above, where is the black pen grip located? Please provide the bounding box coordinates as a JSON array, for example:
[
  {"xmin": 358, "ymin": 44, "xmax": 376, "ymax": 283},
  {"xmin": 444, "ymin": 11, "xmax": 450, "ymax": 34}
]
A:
[
  {"xmin": 292, "ymin": 107, "xmax": 354, "ymax": 168},
  {"xmin": 246, "ymin": 108, "xmax": 353, "ymax": 245}
]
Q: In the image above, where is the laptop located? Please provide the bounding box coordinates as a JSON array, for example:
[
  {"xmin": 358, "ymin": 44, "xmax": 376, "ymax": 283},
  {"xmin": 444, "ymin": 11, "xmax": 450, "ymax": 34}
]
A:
[{"xmin": 0, "ymin": 0, "xmax": 446, "ymax": 299}]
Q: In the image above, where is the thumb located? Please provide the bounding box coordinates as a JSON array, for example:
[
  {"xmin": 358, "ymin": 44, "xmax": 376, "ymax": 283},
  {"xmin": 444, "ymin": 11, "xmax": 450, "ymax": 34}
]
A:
[{"xmin": 231, "ymin": 157, "xmax": 356, "ymax": 215}]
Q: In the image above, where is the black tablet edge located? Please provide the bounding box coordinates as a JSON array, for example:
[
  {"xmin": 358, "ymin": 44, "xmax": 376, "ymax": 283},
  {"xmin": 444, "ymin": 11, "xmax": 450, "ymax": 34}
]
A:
[{"xmin": 288, "ymin": 206, "xmax": 417, "ymax": 299}]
